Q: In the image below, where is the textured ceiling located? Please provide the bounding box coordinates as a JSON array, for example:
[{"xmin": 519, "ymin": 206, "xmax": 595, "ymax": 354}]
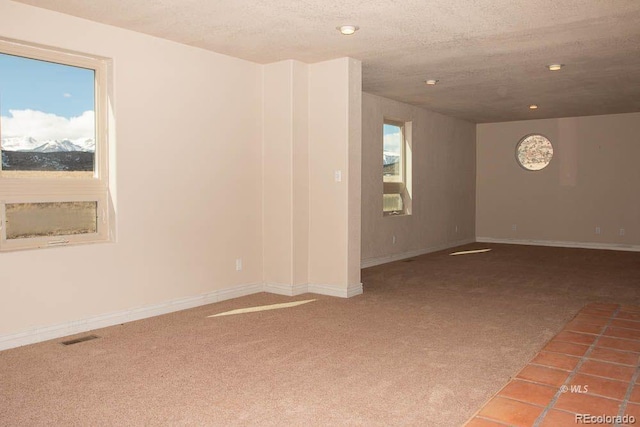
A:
[{"xmin": 14, "ymin": 0, "xmax": 640, "ymax": 123}]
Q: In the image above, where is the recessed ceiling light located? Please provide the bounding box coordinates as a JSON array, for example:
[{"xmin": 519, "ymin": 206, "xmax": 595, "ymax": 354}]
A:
[
  {"xmin": 337, "ymin": 25, "xmax": 359, "ymax": 35},
  {"xmin": 425, "ymin": 79, "xmax": 439, "ymax": 85},
  {"xmin": 546, "ymin": 64, "xmax": 564, "ymax": 71},
  {"xmin": 529, "ymin": 104, "xmax": 539, "ymax": 110}
]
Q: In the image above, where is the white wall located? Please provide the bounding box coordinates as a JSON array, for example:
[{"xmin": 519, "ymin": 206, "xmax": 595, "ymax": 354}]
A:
[
  {"xmin": 291, "ymin": 61, "xmax": 310, "ymax": 287},
  {"xmin": 477, "ymin": 112, "xmax": 640, "ymax": 250},
  {"xmin": 0, "ymin": 2, "xmax": 363, "ymax": 349},
  {"xmin": 262, "ymin": 60, "xmax": 310, "ymax": 290},
  {"xmin": 308, "ymin": 58, "xmax": 362, "ymax": 293},
  {"xmin": 361, "ymin": 93, "xmax": 476, "ymax": 266},
  {"xmin": 0, "ymin": 1, "xmax": 263, "ymax": 340},
  {"xmin": 263, "ymin": 58, "xmax": 362, "ymax": 297},
  {"xmin": 263, "ymin": 61, "xmax": 296, "ymax": 286}
]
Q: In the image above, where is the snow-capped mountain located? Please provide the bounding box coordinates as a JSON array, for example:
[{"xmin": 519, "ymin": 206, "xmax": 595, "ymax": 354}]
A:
[
  {"xmin": 75, "ymin": 138, "xmax": 96, "ymax": 152},
  {"xmin": 32, "ymin": 140, "xmax": 83, "ymax": 153},
  {"xmin": 1, "ymin": 136, "xmax": 39, "ymax": 151},
  {"xmin": 383, "ymin": 151, "xmax": 400, "ymax": 166},
  {"xmin": 1, "ymin": 136, "xmax": 95, "ymax": 153}
]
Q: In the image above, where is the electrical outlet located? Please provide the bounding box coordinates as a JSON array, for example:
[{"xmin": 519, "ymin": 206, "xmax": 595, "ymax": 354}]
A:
[
  {"xmin": 620, "ymin": 228, "xmax": 625, "ymax": 236},
  {"xmin": 392, "ymin": 235, "xmax": 396, "ymax": 244},
  {"xmin": 455, "ymin": 225, "xmax": 458, "ymax": 233},
  {"xmin": 512, "ymin": 224, "xmax": 517, "ymax": 231},
  {"xmin": 595, "ymin": 226, "xmax": 601, "ymax": 235},
  {"xmin": 334, "ymin": 170, "xmax": 342, "ymax": 182},
  {"xmin": 235, "ymin": 259, "xmax": 242, "ymax": 271}
]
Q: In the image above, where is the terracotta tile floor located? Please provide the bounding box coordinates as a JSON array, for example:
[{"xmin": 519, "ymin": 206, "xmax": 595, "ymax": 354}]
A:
[{"xmin": 465, "ymin": 303, "xmax": 640, "ymax": 426}]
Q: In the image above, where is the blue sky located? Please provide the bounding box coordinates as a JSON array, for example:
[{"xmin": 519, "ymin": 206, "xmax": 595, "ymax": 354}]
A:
[
  {"xmin": 383, "ymin": 123, "xmax": 399, "ymax": 137},
  {"xmin": 383, "ymin": 123, "xmax": 401, "ymax": 154},
  {"xmin": 0, "ymin": 52, "xmax": 94, "ymax": 118}
]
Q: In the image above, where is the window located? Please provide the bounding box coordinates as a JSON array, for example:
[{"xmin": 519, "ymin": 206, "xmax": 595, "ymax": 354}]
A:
[
  {"xmin": 516, "ymin": 134, "xmax": 553, "ymax": 171},
  {"xmin": 0, "ymin": 39, "xmax": 110, "ymax": 251},
  {"xmin": 383, "ymin": 119, "xmax": 412, "ymax": 215}
]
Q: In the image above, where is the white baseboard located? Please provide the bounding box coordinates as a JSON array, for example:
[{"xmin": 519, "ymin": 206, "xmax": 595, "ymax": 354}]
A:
[
  {"xmin": 476, "ymin": 237, "xmax": 640, "ymax": 252},
  {"xmin": 266, "ymin": 282, "xmax": 363, "ymax": 298},
  {"xmin": 264, "ymin": 283, "xmax": 308, "ymax": 296},
  {"xmin": 215, "ymin": 283, "xmax": 265, "ymax": 301},
  {"xmin": 347, "ymin": 282, "xmax": 364, "ymax": 298},
  {"xmin": 0, "ymin": 279, "xmax": 365, "ymax": 351},
  {"xmin": 360, "ymin": 237, "xmax": 476, "ymax": 268},
  {"xmin": 0, "ymin": 282, "xmax": 263, "ymax": 352},
  {"xmin": 308, "ymin": 282, "xmax": 363, "ymax": 298}
]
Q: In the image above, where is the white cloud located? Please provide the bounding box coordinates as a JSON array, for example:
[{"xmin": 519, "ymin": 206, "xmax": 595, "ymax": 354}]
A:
[
  {"xmin": 384, "ymin": 131, "xmax": 402, "ymax": 154},
  {"xmin": 0, "ymin": 109, "xmax": 94, "ymax": 141},
  {"xmin": 63, "ymin": 93, "xmax": 72, "ymax": 98}
]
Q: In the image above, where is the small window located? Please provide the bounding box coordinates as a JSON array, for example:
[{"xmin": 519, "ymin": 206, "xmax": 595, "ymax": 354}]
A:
[
  {"xmin": 383, "ymin": 119, "xmax": 412, "ymax": 216},
  {"xmin": 516, "ymin": 134, "xmax": 553, "ymax": 171},
  {"xmin": 0, "ymin": 38, "xmax": 110, "ymax": 251},
  {"xmin": 383, "ymin": 122, "xmax": 403, "ymax": 184}
]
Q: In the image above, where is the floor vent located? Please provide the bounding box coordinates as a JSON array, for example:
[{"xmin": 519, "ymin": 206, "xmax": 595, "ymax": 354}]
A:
[
  {"xmin": 403, "ymin": 259, "xmax": 415, "ymax": 263},
  {"xmin": 61, "ymin": 335, "xmax": 99, "ymax": 346}
]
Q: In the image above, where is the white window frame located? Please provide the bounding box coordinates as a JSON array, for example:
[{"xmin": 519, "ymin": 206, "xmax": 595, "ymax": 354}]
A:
[
  {"xmin": 0, "ymin": 38, "xmax": 111, "ymax": 251},
  {"xmin": 383, "ymin": 119, "xmax": 412, "ymax": 216}
]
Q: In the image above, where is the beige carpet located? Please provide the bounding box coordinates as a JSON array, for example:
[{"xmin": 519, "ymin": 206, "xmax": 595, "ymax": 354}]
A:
[{"xmin": 1, "ymin": 243, "xmax": 639, "ymax": 426}]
